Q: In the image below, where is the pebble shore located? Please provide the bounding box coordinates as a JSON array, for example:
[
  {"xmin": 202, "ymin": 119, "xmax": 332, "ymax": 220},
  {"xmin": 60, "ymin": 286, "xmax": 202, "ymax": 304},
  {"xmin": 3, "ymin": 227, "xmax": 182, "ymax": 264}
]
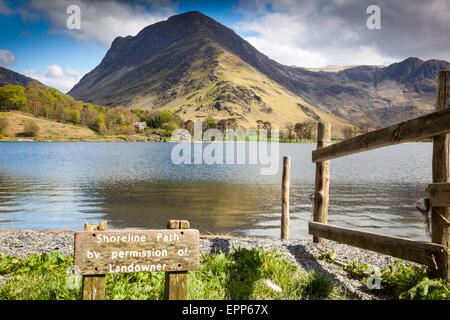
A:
[{"xmin": 0, "ymin": 229, "xmax": 407, "ymax": 300}]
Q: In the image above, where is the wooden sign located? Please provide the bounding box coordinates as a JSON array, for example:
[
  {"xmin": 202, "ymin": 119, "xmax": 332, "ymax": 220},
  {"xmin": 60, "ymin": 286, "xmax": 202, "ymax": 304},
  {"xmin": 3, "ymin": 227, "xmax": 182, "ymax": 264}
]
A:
[{"xmin": 74, "ymin": 229, "xmax": 200, "ymax": 275}]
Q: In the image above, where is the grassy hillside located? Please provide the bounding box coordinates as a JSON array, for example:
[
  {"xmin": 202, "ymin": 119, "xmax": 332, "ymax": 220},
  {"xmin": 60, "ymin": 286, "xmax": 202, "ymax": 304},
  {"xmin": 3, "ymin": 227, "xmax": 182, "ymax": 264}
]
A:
[
  {"xmin": 0, "ymin": 112, "xmax": 149, "ymax": 142},
  {"xmin": 124, "ymin": 42, "xmax": 353, "ymax": 137},
  {"xmin": 0, "ymin": 84, "xmax": 138, "ymax": 136}
]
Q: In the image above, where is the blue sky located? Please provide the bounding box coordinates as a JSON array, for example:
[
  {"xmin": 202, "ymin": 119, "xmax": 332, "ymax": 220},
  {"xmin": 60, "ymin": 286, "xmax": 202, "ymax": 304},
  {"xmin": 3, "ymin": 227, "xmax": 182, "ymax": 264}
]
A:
[
  {"xmin": 0, "ymin": 0, "xmax": 250, "ymax": 91},
  {"xmin": 0, "ymin": 0, "xmax": 448, "ymax": 92}
]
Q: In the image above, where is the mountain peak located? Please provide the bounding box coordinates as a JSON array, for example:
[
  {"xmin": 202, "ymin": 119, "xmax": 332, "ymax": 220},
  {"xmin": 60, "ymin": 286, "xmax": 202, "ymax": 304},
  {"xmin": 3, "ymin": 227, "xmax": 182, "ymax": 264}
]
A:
[
  {"xmin": 401, "ymin": 57, "xmax": 424, "ymax": 64},
  {"xmin": 168, "ymin": 11, "xmax": 208, "ymax": 20}
]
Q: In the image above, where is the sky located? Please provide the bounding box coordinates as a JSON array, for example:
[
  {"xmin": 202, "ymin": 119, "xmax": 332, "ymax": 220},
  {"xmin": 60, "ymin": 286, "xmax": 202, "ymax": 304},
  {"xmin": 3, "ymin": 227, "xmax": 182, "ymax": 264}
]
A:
[{"xmin": 0, "ymin": 0, "xmax": 449, "ymax": 93}]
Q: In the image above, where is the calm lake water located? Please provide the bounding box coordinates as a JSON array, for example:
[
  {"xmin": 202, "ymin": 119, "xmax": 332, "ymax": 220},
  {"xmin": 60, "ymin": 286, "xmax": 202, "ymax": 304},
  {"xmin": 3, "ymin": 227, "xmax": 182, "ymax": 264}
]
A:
[{"xmin": 0, "ymin": 142, "xmax": 433, "ymax": 240}]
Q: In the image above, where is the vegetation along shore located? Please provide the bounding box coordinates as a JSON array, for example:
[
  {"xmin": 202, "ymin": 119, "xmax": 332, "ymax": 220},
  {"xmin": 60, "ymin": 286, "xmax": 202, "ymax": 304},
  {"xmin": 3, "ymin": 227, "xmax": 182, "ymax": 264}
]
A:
[
  {"xmin": 0, "ymin": 84, "xmax": 359, "ymax": 142},
  {"xmin": 0, "ymin": 229, "xmax": 449, "ymax": 300}
]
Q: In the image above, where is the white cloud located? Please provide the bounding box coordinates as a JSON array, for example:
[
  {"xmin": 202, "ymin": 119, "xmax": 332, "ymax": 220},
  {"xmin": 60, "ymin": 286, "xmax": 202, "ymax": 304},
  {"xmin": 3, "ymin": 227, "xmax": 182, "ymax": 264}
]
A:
[
  {"xmin": 236, "ymin": 0, "xmax": 449, "ymax": 67},
  {"xmin": 22, "ymin": 0, "xmax": 177, "ymax": 47},
  {"xmin": 0, "ymin": 49, "xmax": 16, "ymax": 66},
  {"xmin": 23, "ymin": 64, "xmax": 86, "ymax": 93},
  {"xmin": 0, "ymin": 0, "xmax": 12, "ymax": 15}
]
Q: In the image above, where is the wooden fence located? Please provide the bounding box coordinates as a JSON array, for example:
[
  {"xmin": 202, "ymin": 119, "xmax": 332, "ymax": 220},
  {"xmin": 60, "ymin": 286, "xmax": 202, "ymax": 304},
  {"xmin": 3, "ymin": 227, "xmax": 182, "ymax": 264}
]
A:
[{"xmin": 309, "ymin": 70, "xmax": 450, "ymax": 280}]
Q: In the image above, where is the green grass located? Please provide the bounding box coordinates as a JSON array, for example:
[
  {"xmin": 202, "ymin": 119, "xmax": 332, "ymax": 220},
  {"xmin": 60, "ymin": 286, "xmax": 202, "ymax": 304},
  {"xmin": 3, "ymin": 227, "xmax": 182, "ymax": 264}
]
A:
[
  {"xmin": 0, "ymin": 246, "xmax": 350, "ymax": 300},
  {"xmin": 320, "ymin": 252, "xmax": 450, "ymax": 300}
]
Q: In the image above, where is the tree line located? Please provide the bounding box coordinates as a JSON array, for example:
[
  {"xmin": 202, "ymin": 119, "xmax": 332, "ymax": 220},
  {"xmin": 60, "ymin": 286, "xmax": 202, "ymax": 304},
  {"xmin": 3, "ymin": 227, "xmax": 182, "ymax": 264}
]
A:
[
  {"xmin": 0, "ymin": 84, "xmax": 366, "ymax": 140},
  {"xmin": 0, "ymin": 84, "xmax": 137, "ymax": 136}
]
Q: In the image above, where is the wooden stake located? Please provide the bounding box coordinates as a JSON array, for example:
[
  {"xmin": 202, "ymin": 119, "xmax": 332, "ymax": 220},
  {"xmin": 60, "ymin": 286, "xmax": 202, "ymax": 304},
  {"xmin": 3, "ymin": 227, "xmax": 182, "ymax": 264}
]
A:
[
  {"xmin": 81, "ymin": 221, "xmax": 107, "ymax": 300},
  {"xmin": 313, "ymin": 122, "xmax": 331, "ymax": 243},
  {"xmin": 164, "ymin": 220, "xmax": 190, "ymax": 300},
  {"xmin": 281, "ymin": 156, "xmax": 290, "ymax": 240},
  {"xmin": 431, "ymin": 70, "xmax": 450, "ymax": 280}
]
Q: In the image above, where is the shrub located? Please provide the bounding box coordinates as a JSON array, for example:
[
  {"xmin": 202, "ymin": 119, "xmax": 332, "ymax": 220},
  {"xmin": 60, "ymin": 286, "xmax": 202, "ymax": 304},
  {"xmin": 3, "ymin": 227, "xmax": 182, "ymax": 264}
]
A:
[
  {"xmin": 22, "ymin": 120, "xmax": 40, "ymax": 137},
  {"xmin": 0, "ymin": 116, "xmax": 9, "ymax": 135},
  {"xmin": 162, "ymin": 121, "xmax": 178, "ymax": 134}
]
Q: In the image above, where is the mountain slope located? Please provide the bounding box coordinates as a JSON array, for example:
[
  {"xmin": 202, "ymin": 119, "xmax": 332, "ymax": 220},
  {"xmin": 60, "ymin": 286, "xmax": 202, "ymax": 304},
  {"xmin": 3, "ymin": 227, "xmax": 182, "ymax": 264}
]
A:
[
  {"xmin": 0, "ymin": 66, "xmax": 45, "ymax": 89},
  {"xmin": 327, "ymin": 57, "xmax": 450, "ymax": 126}
]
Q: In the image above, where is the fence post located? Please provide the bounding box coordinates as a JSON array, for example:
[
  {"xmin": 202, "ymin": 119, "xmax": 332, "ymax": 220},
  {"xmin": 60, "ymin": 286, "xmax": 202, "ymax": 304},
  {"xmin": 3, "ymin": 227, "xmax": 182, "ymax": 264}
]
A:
[
  {"xmin": 431, "ymin": 70, "xmax": 450, "ymax": 280},
  {"xmin": 281, "ymin": 156, "xmax": 290, "ymax": 240},
  {"xmin": 313, "ymin": 122, "xmax": 331, "ymax": 243},
  {"xmin": 81, "ymin": 221, "xmax": 107, "ymax": 300},
  {"xmin": 164, "ymin": 220, "xmax": 190, "ymax": 300}
]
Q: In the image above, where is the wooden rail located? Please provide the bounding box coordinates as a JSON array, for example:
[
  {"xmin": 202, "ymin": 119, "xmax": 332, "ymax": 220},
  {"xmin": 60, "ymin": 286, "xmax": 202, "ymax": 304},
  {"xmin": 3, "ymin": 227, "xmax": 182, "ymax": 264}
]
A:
[
  {"xmin": 309, "ymin": 70, "xmax": 450, "ymax": 280},
  {"xmin": 309, "ymin": 222, "xmax": 444, "ymax": 268},
  {"xmin": 312, "ymin": 108, "xmax": 450, "ymax": 163}
]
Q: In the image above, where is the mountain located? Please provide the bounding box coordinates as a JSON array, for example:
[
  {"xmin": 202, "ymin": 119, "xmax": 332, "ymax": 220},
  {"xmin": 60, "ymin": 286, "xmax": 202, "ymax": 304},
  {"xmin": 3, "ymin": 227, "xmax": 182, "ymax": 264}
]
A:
[
  {"xmin": 325, "ymin": 57, "xmax": 450, "ymax": 125},
  {"xmin": 0, "ymin": 66, "xmax": 45, "ymax": 89},
  {"xmin": 68, "ymin": 11, "xmax": 353, "ymax": 132},
  {"xmin": 69, "ymin": 11, "xmax": 449, "ymax": 130}
]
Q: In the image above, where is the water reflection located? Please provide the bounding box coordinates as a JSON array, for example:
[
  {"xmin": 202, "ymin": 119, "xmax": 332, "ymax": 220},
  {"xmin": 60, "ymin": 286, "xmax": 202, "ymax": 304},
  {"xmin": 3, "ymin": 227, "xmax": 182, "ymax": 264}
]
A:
[{"xmin": 0, "ymin": 142, "xmax": 432, "ymax": 240}]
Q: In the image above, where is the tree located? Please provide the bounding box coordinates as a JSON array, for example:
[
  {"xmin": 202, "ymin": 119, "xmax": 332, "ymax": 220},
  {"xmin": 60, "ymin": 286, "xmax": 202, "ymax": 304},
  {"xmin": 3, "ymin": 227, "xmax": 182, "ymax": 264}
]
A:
[
  {"xmin": 285, "ymin": 122, "xmax": 294, "ymax": 141},
  {"xmin": 294, "ymin": 123, "xmax": 304, "ymax": 142},
  {"xmin": 95, "ymin": 115, "xmax": 107, "ymax": 135},
  {"xmin": 226, "ymin": 118, "xmax": 238, "ymax": 131},
  {"xmin": 0, "ymin": 85, "xmax": 28, "ymax": 111},
  {"xmin": 71, "ymin": 109, "xmax": 80, "ymax": 123},
  {"xmin": 183, "ymin": 120, "xmax": 194, "ymax": 135},
  {"xmin": 147, "ymin": 110, "xmax": 180, "ymax": 129},
  {"xmin": 204, "ymin": 117, "xmax": 217, "ymax": 130},
  {"xmin": 303, "ymin": 121, "xmax": 315, "ymax": 141},
  {"xmin": 217, "ymin": 119, "xmax": 228, "ymax": 133},
  {"xmin": 162, "ymin": 121, "xmax": 178, "ymax": 135},
  {"xmin": 262, "ymin": 121, "xmax": 272, "ymax": 141},
  {"xmin": 342, "ymin": 126, "xmax": 355, "ymax": 140}
]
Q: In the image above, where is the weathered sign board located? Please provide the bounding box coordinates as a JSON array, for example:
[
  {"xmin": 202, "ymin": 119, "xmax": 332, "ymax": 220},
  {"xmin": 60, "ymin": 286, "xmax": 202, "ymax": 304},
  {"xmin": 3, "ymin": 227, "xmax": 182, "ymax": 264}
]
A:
[{"xmin": 74, "ymin": 229, "xmax": 200, "ymax": 275}]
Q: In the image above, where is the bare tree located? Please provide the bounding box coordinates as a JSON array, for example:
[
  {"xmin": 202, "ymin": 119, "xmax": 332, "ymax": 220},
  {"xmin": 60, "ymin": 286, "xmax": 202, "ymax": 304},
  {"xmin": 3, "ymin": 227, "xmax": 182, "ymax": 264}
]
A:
[
  {"xmin": 285, "ymin": 122, "xmax": 294, "ymax": 141},
  {"xmin": 263, "ymin": 121, "xmax": 272, "ymax": 141}
]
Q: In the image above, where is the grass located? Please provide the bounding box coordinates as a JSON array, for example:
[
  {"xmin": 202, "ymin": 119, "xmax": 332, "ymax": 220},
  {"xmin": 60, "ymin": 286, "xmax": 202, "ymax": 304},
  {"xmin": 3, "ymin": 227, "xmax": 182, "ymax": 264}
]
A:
[
  {"xmin": 0, "ymin": 246, "xmax": 350, "ymax": 300},
  {"xmin": 0, "ymin": 111, "xmax": 151, "ymax": 142},
  {"xmin": 318, "ymin": 251, "xmax": 450, "ymax": 300}
]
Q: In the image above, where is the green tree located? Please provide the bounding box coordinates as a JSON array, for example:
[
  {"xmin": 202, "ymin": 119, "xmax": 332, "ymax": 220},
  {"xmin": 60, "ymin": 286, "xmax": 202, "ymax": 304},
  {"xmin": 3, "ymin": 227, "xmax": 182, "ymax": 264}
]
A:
[
  {"xmin": 0, "ymin": 85, "xmax": 28, "ymax": 111},
  {"xmin": 71, "ymin": 110, "xmax": 80, "ymax": 123},
  {"xmin": 162, "ymin": 120, "xmax": 178, "ymax": 134},
  {"xmin": 204, "ymin": 117, "xmax": 217, "ymax": 130},
  {"xmin": 95, "ymin": 115, "xmax": 107, "ymax": 135}
]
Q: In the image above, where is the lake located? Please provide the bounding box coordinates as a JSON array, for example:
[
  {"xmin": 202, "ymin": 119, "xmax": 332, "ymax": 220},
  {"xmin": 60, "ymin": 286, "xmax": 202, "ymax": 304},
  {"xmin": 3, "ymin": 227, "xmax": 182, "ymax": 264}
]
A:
[{"xmin": 0, "ymin": 142, "xmax": 433, "ymax": 240}]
